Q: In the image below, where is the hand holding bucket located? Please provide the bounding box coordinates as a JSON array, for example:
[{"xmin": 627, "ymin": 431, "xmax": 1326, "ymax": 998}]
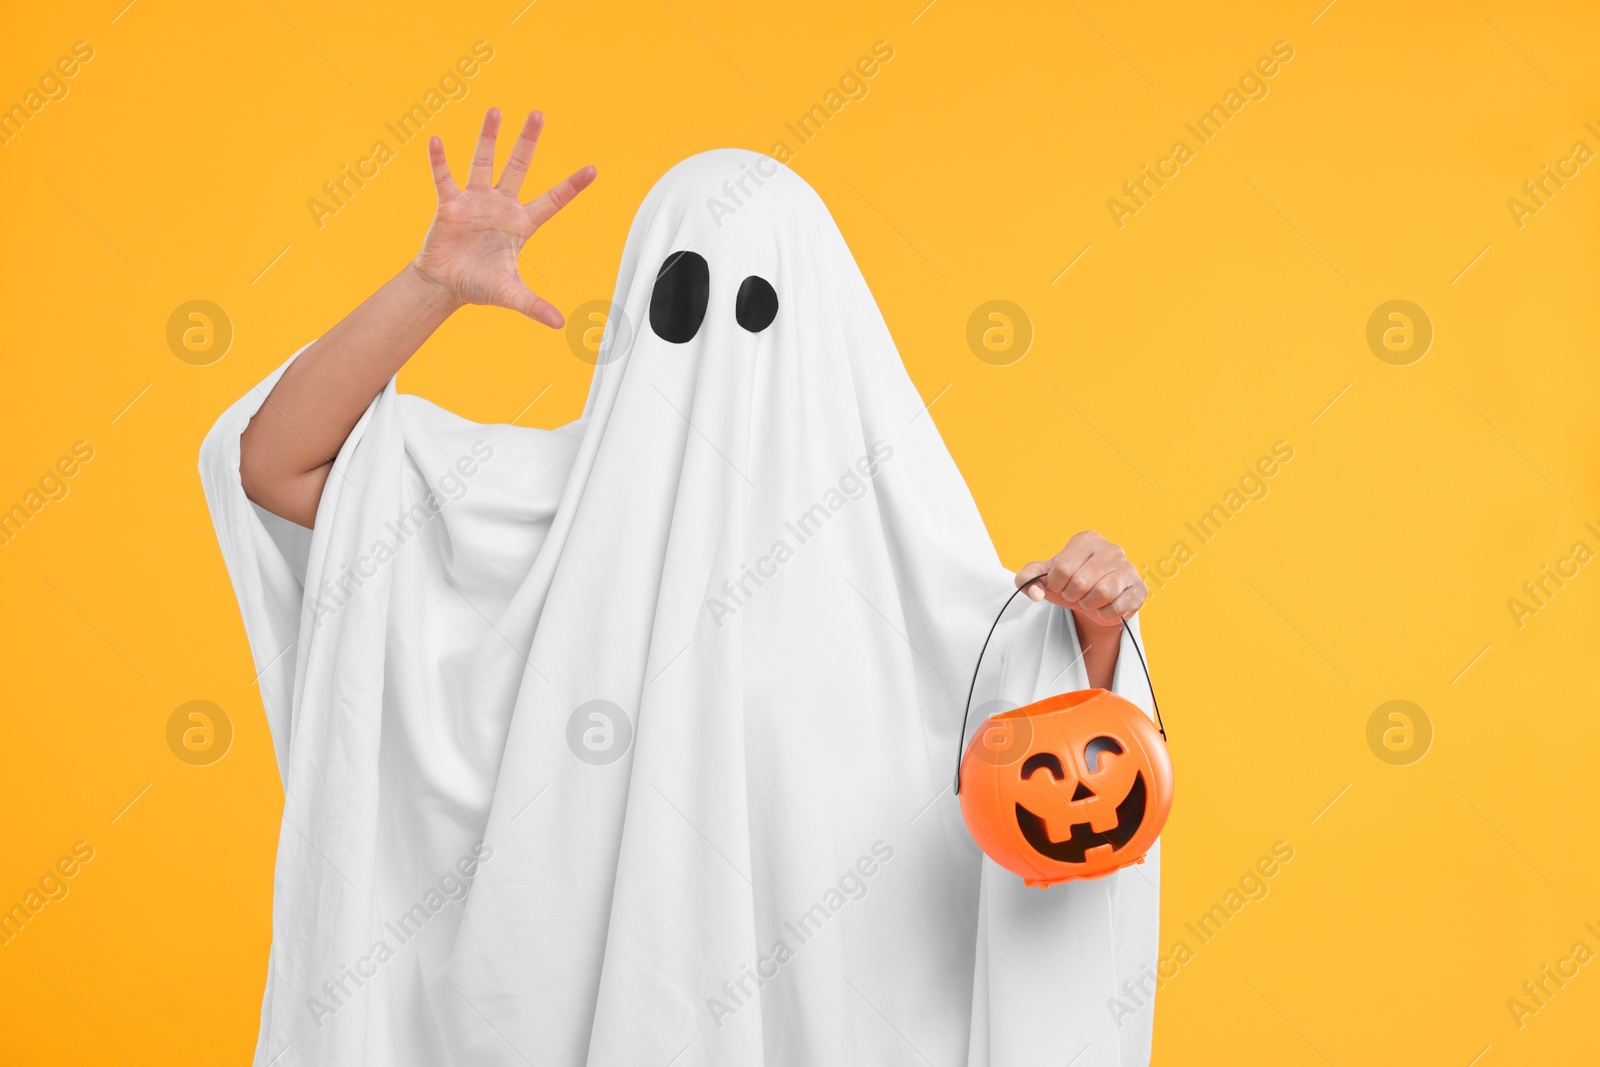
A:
[{"xmin": 955, "ymin": 579, "xmax": 1174, "ymax": 887}]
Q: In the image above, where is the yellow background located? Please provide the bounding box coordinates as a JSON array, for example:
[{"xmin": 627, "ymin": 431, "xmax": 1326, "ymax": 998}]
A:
[{"xmin": 2, "ymin": 0, "xmax": 1597, "ymax": 1063}]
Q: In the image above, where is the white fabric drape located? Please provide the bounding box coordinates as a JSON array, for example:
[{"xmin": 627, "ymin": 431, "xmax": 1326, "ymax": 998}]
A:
[{"xmin": 199, "ymin": 148, "xmax": 1160, "ymax": 1067}]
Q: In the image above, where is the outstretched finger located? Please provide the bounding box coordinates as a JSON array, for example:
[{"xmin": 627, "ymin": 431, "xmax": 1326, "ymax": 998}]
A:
[
  {"xmin": 496, "ymin": 111, "xmax": 545, "ymax": 197},
  {"xmin": 500, "ymin": 282, "xmax": 565, "ymax": 329},
  {"xmin": 427, "ymin": 137, "xmax": 459, "ymax": 202},
  {"xmin": 467, "ymin": 108, "xmax": 503, "ymax": 189},
  {"xmin": 525, "ymin": 165, "xmax": 598, "ymax": 229}
]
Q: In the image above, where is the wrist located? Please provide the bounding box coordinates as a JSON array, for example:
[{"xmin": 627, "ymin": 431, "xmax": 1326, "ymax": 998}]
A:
[
  {"xmin": 1070, "ymin": 610, "xmax": 1122, "ymax": 691},
  {"xmin": 1071, "ymin": 607, "xmax": 1124, "ymax": 634},
  {"xmin": 401, "ymin": 261, "xmax": 464, "ymax": 316}
]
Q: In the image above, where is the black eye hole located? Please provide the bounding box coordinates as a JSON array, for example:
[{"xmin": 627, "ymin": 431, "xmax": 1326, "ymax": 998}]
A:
[
  {"xmin": 1084, "ymin": 736, "xmax": 1124, "ymax": 773},
  {"xmin": 735, "ymin": 275, "xmax": 778, "ymax": 333},
  {"xmin": 649, "ymin": 250, "xmax": 709, "ymax": 344},
  {"xmin": 1021, "ymin": 752, "xmax": 1065, "ymax": 780}
]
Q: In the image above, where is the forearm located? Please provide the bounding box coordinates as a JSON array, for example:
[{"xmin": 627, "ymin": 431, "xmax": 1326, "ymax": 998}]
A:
[
  {"xmin": 1074, "ymin": 615, "xmax": 1122, "ymax": 691},
  {"xmin": 239, "ymin": 263, "xmax": 460, "ymax": 525}
]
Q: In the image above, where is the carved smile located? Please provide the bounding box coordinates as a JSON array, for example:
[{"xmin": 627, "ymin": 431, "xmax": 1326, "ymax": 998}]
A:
[{"xmin": 1015, "ymin": 772, "xmax": 1147, "ymax": 864}]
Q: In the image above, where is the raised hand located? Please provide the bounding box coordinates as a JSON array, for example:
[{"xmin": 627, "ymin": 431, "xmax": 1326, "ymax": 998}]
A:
[
  {"xmin": 410, "ymin": 108, "xmax": 596, "ymax": 327},
  {"xmin": 241, "ymin": 108, "xmax": 594, "ymax": 527}
]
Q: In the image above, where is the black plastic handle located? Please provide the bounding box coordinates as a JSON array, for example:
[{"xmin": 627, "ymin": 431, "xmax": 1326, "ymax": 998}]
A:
[{"xmin": 953, "ymin": 577, "xmax": 1166, "ymax": 794}]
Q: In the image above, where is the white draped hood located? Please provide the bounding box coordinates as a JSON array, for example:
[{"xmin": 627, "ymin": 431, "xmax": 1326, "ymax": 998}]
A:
[{"xmin": 199, "ymin": 148, "xmax": 1161, "ymax": 1067}]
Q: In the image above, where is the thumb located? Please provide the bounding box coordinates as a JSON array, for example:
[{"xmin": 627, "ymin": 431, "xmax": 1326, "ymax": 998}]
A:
[
  {"xmin": 497, "ymin": 281, "xmax": 564, "ymax": 329},
  {"xmin": 1014, "ymin": 562, "xmax": 1049, "ymax": 601}
]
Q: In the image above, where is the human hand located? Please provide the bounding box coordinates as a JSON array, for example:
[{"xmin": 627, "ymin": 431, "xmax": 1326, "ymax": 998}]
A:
[
  {"xmin": 409, "ymin": 108, "xmax": 596, "ymax": 327},
  {"xmin": 1013, "ymin": 531, "xmax": 1147, "ymax": 631}
]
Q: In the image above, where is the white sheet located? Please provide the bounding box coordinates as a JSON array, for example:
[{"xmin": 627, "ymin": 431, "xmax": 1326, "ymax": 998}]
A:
[{"xmin": 199, "ymin": 148, "xmax": 1160, "ymax": 1067}]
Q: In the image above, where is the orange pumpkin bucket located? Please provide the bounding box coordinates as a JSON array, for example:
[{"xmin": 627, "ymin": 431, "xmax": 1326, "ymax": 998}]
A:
[{"xmin": 954, "ymin": 582, "xmax": 1174, "ymax": 887}]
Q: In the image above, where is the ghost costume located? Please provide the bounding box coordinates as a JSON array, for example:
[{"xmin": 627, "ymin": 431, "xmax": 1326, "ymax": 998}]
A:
[{"xmin": 199, "ymin": 149, "xmax": 1161, "ymax": 1067}]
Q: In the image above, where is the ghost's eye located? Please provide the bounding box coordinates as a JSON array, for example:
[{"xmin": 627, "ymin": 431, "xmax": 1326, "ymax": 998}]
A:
[
  {"xmin": 735, "ymin": 275, "xmax": 779, "ymax": 333},
  {"xmin": 649, "ymin": 250, "xmax": 709, "ymax": 344}
]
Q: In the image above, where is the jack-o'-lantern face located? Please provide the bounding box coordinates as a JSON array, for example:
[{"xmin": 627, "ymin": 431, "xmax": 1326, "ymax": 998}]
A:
[
  {"xmin": 1013, "ymin": 733, "xmax": 1146, "ymax": 864},
  {"xmin": 958, "ymin": 689, "xmax": 1173, "ymax": 887}
]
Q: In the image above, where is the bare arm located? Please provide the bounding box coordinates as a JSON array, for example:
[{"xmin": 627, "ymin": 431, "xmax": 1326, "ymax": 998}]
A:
[{"xmin": 239, "ymin": 109, "xmax": 596, "ymax": 527}]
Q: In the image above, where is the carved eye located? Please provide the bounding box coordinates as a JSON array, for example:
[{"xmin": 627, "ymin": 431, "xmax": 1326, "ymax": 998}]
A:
[
  {"xmin": 649, "ymin": 251, "xmax": 709, "ymax": 344},
  {"xmin": 1021, "ymin": 752, "xmax": 1064, "ymax": 780},
  {"xmin": 1083, "ymin": 735, "xmax": 1124, "ymax": 773},
  {"xmin": 735, "ymin": 275, "xmax": 778, "ymax": 333}
]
